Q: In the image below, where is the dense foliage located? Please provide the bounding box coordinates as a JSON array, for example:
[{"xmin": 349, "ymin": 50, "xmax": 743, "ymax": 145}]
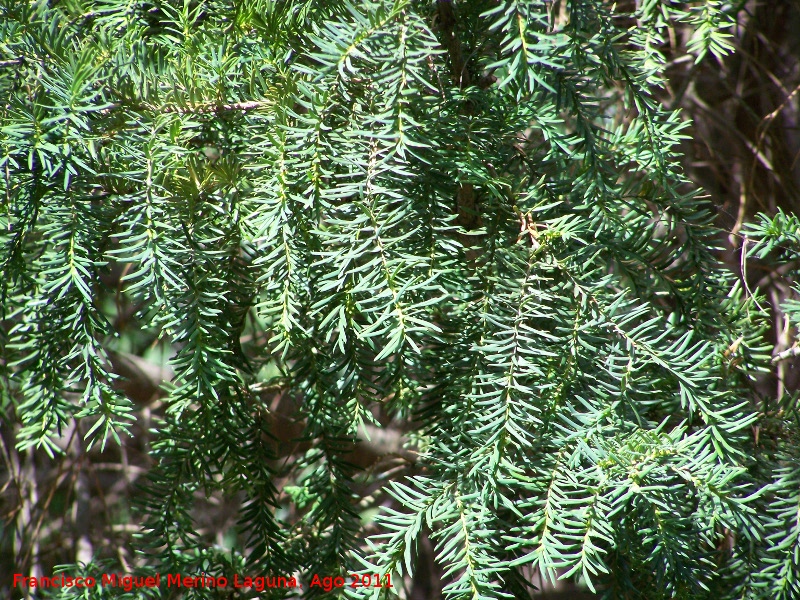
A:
[{"xmin": 1, "ymin": 1, "xmax": 799, "ymax": 598}]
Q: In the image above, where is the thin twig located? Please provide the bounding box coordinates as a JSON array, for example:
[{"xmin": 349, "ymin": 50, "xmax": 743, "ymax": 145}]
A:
[
  {"xmin": 103, "ymin": 98, "xmax": 272, "ymax": 115},
  {"xmin": 154, "ymin": 99, "xmax": 272, "ymax": 114},
  {"xmin": 741, "ymin": 236, "xmax": 767, "ymax": 314},
  {"xmin": 772, "ymin": 344, "xmax": 800, "ymax": 364}
]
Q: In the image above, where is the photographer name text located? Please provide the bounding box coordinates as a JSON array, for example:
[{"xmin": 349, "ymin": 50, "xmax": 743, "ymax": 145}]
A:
[{"xmin": 13, "ymin": 572, "xmax": 393, "ymax": 593}]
